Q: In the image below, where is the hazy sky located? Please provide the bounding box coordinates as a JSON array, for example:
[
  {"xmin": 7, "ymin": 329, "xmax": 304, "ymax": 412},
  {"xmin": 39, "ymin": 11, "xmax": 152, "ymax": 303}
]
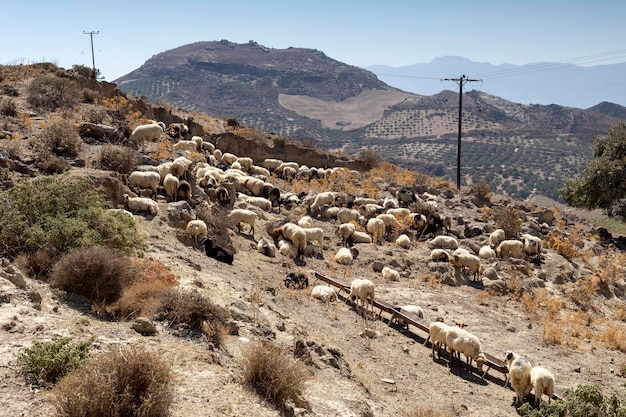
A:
[{"xmin": 2, "ymin": 0, "xmax": 625, "ymax": 82}]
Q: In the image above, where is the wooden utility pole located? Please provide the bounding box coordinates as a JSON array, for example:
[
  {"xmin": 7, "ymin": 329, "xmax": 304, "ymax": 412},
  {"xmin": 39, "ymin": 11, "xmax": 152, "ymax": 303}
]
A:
[
  {"xmin": 83, "ymin": 30, "xmax": 99, "ymax": 78},
  {"xmin": 441, "ymin": 74, "xmax": 481, "ymax": 189}
]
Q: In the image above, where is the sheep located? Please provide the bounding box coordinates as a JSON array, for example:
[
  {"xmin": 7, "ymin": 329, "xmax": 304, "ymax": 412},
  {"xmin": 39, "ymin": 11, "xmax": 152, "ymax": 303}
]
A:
[
  {"xmin": 497, "ymin": 239, "xmax": 525, "ymax": 259},
  {"xmin": 530, "ymin": 365, "xmax": 555, "ymax": 406},
  {"xmin": 123, "ymin": 193, "xmax": 158, "ymax": 216},
  {"xmin": 338, "ymin": 223, "xmax": 356, "ymax": 246},
  {"xmin": 386, "ymin": 207, "xmax": 410, "ymax": 218},
  {"xmin": 366, "ymin": 217, "xmax": 386, "ymax": 244},
  {"xmin": 173, "ymin": 140, "xmax": 199, "ymax": 152},
  {"xmin": 382, "ymin": 266, "xmax": 400, "ymax": 282},
  {"xmin": 281, "ymin": 166, "xmax": 297, "ymax": 181},
  {"xmin": 452, "ymin": 247, "xmax": 471, "ymax": 257},
  {"xmin": 129, "ymin": 123, "xmax": 163, "ymax": 145},
  {"xmin": 489, "ymin": 228, "xmax": 506, "ymax": 249},
  {"xmin": 521, "ymin": 233, "xmax": 543, "ymax": 259},
  {"xmin": 228, "ymin": 208, "xmax": 257, "ymax": 235},
  {"xmin": 320, "ymin": 205, "xmax": 340, "ymax": 219},
  {"xmin": 213, "ymin": 149, "xmax": 222, "ymax": 161},
  {"xmin": 283, "ymin": 272, "xmax": 309, "ymax": 289},
  {"xmin": 148, "ymin": 120, "xmax": 166, "ymax": 130},
  {"xmin": 424, "ymin": 321, "xmax": 450, "ymax": 358},
  {"xmin": 106, "ymin": 208, "xmax": 134, "ymax": 219},
  {"xmin": 249, "ymin": 165, "xmax": 271, "ymax": 178},
  {"xmin": 237, "ymin": 194, "xmax": 272, "ymax": 211},
  {"xmin": 303, "ymin": 244, "xmax": 322, "ymax": 259},
  {"xmin": 359, "ymin": 203, "xmax": 383, "ymax": 220},
  {"xmin": 428, "ymin": 235, "xmax": 459, "ymax": 249},
  {"xmin": 334, "ymin": 247, "xmax": 355, "ymax": 265},
  {"xmin": 272, "ymin": 223, "xmax": 307, "ymax": 259},
  {"xmin": 166, "ymin": 122, "xmax": 189, "ymax": 139},
  {"xmin": 236, "ymin": 157, "xmax": 253, "ymax": 172},
  {"xmin": 396, "ymin": 234, "xmax": 411, "ymax": 249},
  {"xmin": 349, "ymin": 231, "xmax": 373, "ymax": 244},
  {"xmin": 128, "ymin": 171, "xmax": 160, "ymax": 199},
  {"xmin": 202, "ymin": 237, "xmax": 234, "ymax": 264},
  {"xmin": 278, "ymin": 239, "xmax": 297, "ymax": 257},
  {"xmin": 262, "ymin": 158, "xmax": 283, "ymax": 171},
  {"xmin": 186, "ymin": 219, "xmax": 208, "ymax": 245},
  {"xmin": 262, "ymin": 185, "xmax": 282, "ymax": 211},
  {"xmin": 304, "ymin": 227, "xmax": 324, "ymax": 249},
  {"xmin": 347, "ymin": 278, "xmax": 375, "ymax": 317},
  {"xmin": 156, "ymin": 161, "xmax": 173, "ymax": 183},
  {"xmin": 376, "ymin": 213, "xmax": 399, "ymax": 231},
  {"xmin": 309, "ymin": 191, "xmax": 337, "ymax": 216},
  {"xmin": 396, "ymin": 187, "xmax": 418, "ymax": 207},
  {"xmin": 452, "ymin": 253, "xmax": 482, "ymax": 281},
  {"xmin": 298, "ymin": 215, "xmax": 314, "ymax": 229},
  {"xmin": 382, "ymin": 196, "xmax": 399, "ymax": 209},
  {"xmin": 163, "ymin": 173, "xmax": 180, "ymax": 202},
  {"xmin": 394, "ymin": 305, "xmax": 424, "ymax": 329},
  {"xmin": 244, "ymin": 177, "xmax": 266, "ymax": 196},
  {"xmin": 337, "ymin": 208, "xmax": 360, "ymax": 224},
  {"xmin": 478, "ymin": 245, "xmax": 496, "ymax": 259},
  {"xmin": 311, "ymin": 285, "xmax": 337, "ymax": 302},
  {"xmin": 257, "ymin": 237, "xmax": 277, "ymax": 257},
  {"xmin": 446, "ymin": 327, "xmax": 486, "ymax": 375},
  {"xmin": 176, "ymin": 180, "xmax": 192, "ymax": 202},
  {"xmin": 201, "ymin": 141, "xmax": 215, "ymax": 153},
  {"xmin": 170, "ymin": 156, "xmax": 193, "ymax": 179},
  {"xmin": 430, "ymin": 248, "xmax": 450, "ymax": 263},
  {"xmin": 216, "ymin": 186, "xmax": 230, "ymax": 206},
  {"xmin": 505, "ymin": 351, "xmax": 533, "ymax": 406}
]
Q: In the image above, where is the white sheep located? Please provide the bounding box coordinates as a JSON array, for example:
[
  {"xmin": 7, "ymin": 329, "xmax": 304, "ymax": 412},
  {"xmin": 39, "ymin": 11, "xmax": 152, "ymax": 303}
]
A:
[
  {"xmin": 106, "ymin": 208, "xmax": 134, "ymax": 219},
  {"xmin": 228, "ymin": 208, "xmax": 257, "ymax": 235},
  {"xmin": 262, "ymin": 158, "xmax": 283, "ymax": 171},
  {"xmin": 201, "ymin": 140, "xmax": 215, "ymax": 153},
  {"xmin": 395, "ymin": 234, "xmax": 411, "ymax": 249},
  {"xmin": 424, "ymin": 321, "xmax": 450, "ymax": 359},
  {"xmin": 311, "ymin": 285, "xmax": 337, "ymax": 302},
  {"xmin": 381, "ymin": 266, "xmax": 400, "ymax": 282},
  {"xmin": 237, "ymin": 194, "xmax": 272, "ymax": 211},
  {"xmin": 309, "ymin": 191, "xmax": 337, "ymax": 216},
  {"xmin": 386, "ymin": 207, "xmax": 410, "ymax": 218},
  {"xmin": 173, "ymin": 140, "xmax": 199, "ymax": 152},
  {"xmin": 376, "ymin": 213, "xmax": 399, "ymax": 231},
  {"xmin": 497, "ymin": 239, "xmax": 525, "ymax": 259},
  {"xmin": 186, "ymin": 219, "xmax": 208, "ymax": 245},
  {"xmin": 221, "ymin": 152, "xmax": 239, "ymax": 165},
  {"xmin": 298, "ymin": 215, "xmax": 314, "ymax": 229},
  {"xmin": 394, "ymin": 304, "xmax": 424, "ymax": 329},
  {"xmin": 156, "ymin": 161, "xmax": 173, "ymax": 183},
  {"xmin": 366, "ymin": 217, "xmax": 386, "ymax": 244},
  {"xmin": 320, "ymin": 205, "xmax": 340, "ymax": 219},
  {"xmin": 128, "ymin": 171, "xmax": 160, "ymax": 199},
  {"xmin": 350, "ymin": 231, "xmax": 373, "ymax": 244},
  {"xmin": 446, "ymin": 327, "xmax": 486, "ymax": 375},
  {"xmin": 382, "ymin": 196, "xmax": 399, "ymax": 209},
  {"xmin": 530, "ymin": 365, "xmax": 555, "ymax": 406},
  {"xmin": 347, "ymin": 278, "xmax": 375, "ymax": 317},
  {"xmin": 249, "ymin": 165, "xmax": 271, "ymax": 178},
  {"xmin": 478, "ymin": 245, "xmax": 496, "ymax": 259},
  {"xmin": 257, "ymin": 237, "xmax": 277, "ymax": 257},
  {"xmin": 244, "ymin": 177, "xmax": 266, "ymax": 196},
  {"xmin": 129, "ymin": 123, "xmax": 163, "ymax": 145},
  {"xmin": 272, "ymin": 223, "xmax": 307, "ymax": 258},
  {"xmin": 452, "ymin": 247, "xmax": 471, "ymax": 257},
  {"xmin": 236, "ymin": 157, "xmax": 253, "ymax": 172},
  {"xmin": 278, "ymin": 239, "xmax": 297, "ymax": 257},
  {"xmin": 334, "ymin": 247, "xmax": 355, "ymax": 265},
  {"xmin": 521, "ymin": 233, "xmax": 543, "ymax": 258},
  {"xmin": 163, "ymin": 173, "xmax": 180, "ymax": 202},
  {"xmin": 123, "ymin": 194, "xmax": 158, "ymax": 216},
  {"xmin": 505, "ymin": 351, "xmax": 533, "ymax": 406},
  {"xmin": 281, "ymin": 166, "xmax": 297, "ymax": 181},
  {"xmin": 489, "ymin": 228, "xmax": 506, "ymax": 249},
  {"xmin": 430, "ymin": 248, "xmax": 450, "ymax": 262},
  {"xmin": 338, "ymin": 223, "xmax": 356, "ymax": 246},
  {"xmin": 337, "ymin": 208, "xmax": 360, "ymax": 224},
  {"xmin": 428, "ymin": 235, "xmax": 459, "ymax": 249},
  {"xmin": 304, "ymin": 227, "xmax": 324, "ymax": 249},
  {"xmin": 452, "ymin": 253, "xmax": 482, "ymax": 281},
  {"xmin": 170, "ymin": 156, "xmax": 193, "ymax": 179}
]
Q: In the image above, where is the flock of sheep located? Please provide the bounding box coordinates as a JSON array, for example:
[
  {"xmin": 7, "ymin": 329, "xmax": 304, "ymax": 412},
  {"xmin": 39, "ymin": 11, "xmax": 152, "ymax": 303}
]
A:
[{"xmin": 118, "ymin": 120, "xmax": 557, "ymax": 408}]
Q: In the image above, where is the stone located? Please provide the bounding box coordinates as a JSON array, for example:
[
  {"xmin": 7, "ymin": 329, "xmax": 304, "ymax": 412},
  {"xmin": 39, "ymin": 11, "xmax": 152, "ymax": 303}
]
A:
[{"xmin": 132, "ymin": 317, "xmax": 157, "ymax": 335}]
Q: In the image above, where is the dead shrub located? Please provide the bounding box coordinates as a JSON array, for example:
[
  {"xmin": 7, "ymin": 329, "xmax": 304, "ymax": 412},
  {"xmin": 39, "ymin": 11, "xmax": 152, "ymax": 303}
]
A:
[
  {"xmin": 542, "ymin": 319, "xmax": 564, "ymax": 345},
  {"xmin": 37, "ymin": 155, "xmax": 71, "ymax": 174},
  {"xmin": 469, "ymin": 181, "xmax": 492, "ymax": 201},
  {"xmin": 50, "ymin": 246, "xmax": 137, "ymax": 305},
  {"xmin": 602, "ymin": 322, "xmax": 626, "ymax": 352},
  {"xmin": 99, "ymin": 144, "xmax": 139, "ymax": 173},
  {"xmin": 82, "ymin": 105, "xmax": 109, "ymax": 124},
  {"xmin": 401, "ymin": 406, "xmax": 456, "ymax": 417},
  {"xmin": 0, "ymin": 97, "xmax": 18, "ymax": 117},
  {"xmin": 80, "ymin": 88, "xmax": 99, "ymax": 103},
  {"xmin": 35, "ymin": 118, "xmax": 82, "ymax": 158},
  {"xmin": 51, "ymin": 346, "xmax": 173, "ymax": 417},
  {"xmin": 26, "ymin": 75, "xmax": 79, "ymax": 112},
  {"xmin": 15, "ymin": 246, "xmax": 62, "ymax": 280},
  {"xmin": 493, "ymin": 206, "xmax": 521, "ymax": 239},
  {"xmin": 241, "ymin": 340, "xmax": 309, "ymax": 410}
]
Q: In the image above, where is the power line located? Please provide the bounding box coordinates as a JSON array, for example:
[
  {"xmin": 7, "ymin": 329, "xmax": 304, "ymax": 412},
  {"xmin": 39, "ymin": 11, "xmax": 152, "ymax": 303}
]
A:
[
  {"xmin": 83, "ymin": 30, "xmax": 99, "ymax": 78},
  {"xmin": 441, "ymin": 75, "xmax": 481, "ymax": 190}
]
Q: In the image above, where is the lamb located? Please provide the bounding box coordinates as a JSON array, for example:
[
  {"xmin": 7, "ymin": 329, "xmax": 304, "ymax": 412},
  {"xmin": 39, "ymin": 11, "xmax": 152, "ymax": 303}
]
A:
[
  {"xmin": 127, "ymin": 171, "xmax": 160, "ymax": 199},
  {"xmin": 521, "ymin": 233, "xmax": 543, "ymax": 259},
  {"xmin": 489, "ymin": 228, "xmax": 506, "ymax": 249},
  {"xmin": 257, "ymin": 237, "xmax": 277, "ymax": 257},
  {"xmin": 428, "ymin": 235, "xmax": 459, "ymax": 250},
  {"xmin": 395, "ymin": 234, "xmax": 411, "ymax": 249},
  {"xmin": 228, "ymin": 208, "xmax": 257, "ymax": 235},
  {"xmin": 530, "ymin": 365, "xmax": 555, "ymax": 406},
  {"xmin": 505, "ymin": 351, "xmax": 533, "ymax": 405},
  {"xmin": 430, "ymin": 248, "xmax": 450, "ymax": 262},
  {"xmin": 123, "ymin": 193, "xmax": 158, "ymax": 216},
  {"xmin": 163, "ymin": 173, "xmax": 180, "ymax": 202},
  {"xmin": 452, "ymin": 253, "xmax": 482, "ymax": 281},
  {"xmin": 298, "ymin": 215, "xmax": 313, "ymax": 229},
  {"xmin": 202, "ymin": 237, "xmax": 234, "ymax": 265},
  {"xmin": 446, "ymin": 327, "xmax": 486, "ymax": 375},
  {"xmin": 366, "ymin": 217, "xmax": 386, "ymax": 244},
  {"xmin": 347, "ymin": 278, "xmax": 375, "ymax": 317},
  {"xmin": 186, "ymin": 219, "xmax": 208, "ymax": 245},
  {"xmin": 311, "ymin": 285, "xmax": 337, "ymax": 302},
  {"xmin": 278, "ymin": 239, "xmax": 297, "ymax": 257},
  {"xmin": 338, "ymin": 223, "xmax": 356, "ymax": 246},
  {"xmin": 334, "ymin": 247, "xmax": 355, "ymax": 265},
  {"xmin": 497, "ymin": 239, "xmax": 525, "ymax": 259},
  {"xmin": 304, "ymin": 227, "xmax": 324, "ymax": 249},
  {"xmin": 478, "ymin": 245, "xmax": 496, "ymax": 259},
  {"xmin": 128, "ymin": 123, "xmax": 163, "ymax": 145},
  {"xmin": 381, "ymin": 266, "xmax": 400, "ymax": 282}
]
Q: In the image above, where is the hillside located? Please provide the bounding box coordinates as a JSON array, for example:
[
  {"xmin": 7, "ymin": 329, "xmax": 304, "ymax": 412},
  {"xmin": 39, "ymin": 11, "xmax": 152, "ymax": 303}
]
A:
[
  {"xmin": 1, "ymin": 64, "xmax": 626, "ymax": 417},
  {"xmin": 114, "ymin": 40, "xmax": 625, "ymax": 202}
]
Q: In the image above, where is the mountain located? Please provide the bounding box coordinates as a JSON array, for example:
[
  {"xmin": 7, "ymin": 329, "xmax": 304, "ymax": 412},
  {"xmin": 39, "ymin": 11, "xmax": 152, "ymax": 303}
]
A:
[
  {"xmin": 366, "ymin": 56, "xmax": 626, "ymax": 109},
  {"xmin": 114, "ymin": 41, "xmax": 626, "ymax": 201}
]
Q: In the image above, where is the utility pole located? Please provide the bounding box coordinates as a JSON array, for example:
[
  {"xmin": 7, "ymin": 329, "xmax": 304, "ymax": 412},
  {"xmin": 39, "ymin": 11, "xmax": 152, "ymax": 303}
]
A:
[
  {"xmin": 441, "ymin": 74, "xmax": 481, "ymax": 190},
  {"xmin": 83, "ymin": 30, "xmax": 99, "ymax": 78}
]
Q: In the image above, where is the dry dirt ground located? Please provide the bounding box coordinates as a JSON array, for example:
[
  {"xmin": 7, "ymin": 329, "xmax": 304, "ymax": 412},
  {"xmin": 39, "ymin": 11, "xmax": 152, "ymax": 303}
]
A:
[{"xmin": 1, "ymin": 147, "xmax": 625, "ymax": 417}]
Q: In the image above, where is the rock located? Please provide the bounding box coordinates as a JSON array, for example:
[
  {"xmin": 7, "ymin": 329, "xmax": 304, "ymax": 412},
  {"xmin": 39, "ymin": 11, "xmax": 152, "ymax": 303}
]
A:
[
  {"xmin": 132, "ymin": 317, "xmax": 158, "ymax": 335},
  {"xmin": 482, "ymin": 267, "xmax": 499, "ymax": 280},
  {"xmin": 229, "ymin": 299, "xmax": 269, "ymax": 325},
  {"xmin": 78, "ymin": 122, "xmax": 122, "ymax": 142},
  {"xmin": 534, "ymin": 209, "xmax": 555, "ymax": 225},
  {"xmin": 464, "ymin": 223, "xmax": 485, "ymax": 238},
  {"xmin": 0, "ymin": 269, "xmax": 27, "ymax": 288},
  {"xmin": 360, "ymin": 329, "xmax": 379, "ymax": 338},
  {"xmin": 371, "ymin": 261, "xmax": 385, "ymax": 273},
  {"xmin": 167, "ymin": 200, "xmax": 196, "ymax": 227}
]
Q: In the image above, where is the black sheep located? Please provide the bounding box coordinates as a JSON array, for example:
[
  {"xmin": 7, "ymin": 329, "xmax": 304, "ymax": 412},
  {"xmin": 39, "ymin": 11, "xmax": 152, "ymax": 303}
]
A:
[
  {"xmin": 202, "ymin": 238, "xmax": 234, "ymax": 265},
  {"xmin": 283, "ymin": 272, "xmax": 309, "ymax": 289}
]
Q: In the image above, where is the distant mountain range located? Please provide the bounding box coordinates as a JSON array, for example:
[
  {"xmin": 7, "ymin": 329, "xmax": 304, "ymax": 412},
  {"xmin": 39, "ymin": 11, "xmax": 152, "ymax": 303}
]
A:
[{"xmin": 366, "ymin": 56, "xmax": 626, "ymax": 109}]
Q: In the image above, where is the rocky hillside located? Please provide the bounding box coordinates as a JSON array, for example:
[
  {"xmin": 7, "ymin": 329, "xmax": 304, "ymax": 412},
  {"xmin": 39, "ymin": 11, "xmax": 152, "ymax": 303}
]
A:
[
  {"xmin": 1, "ymin": 65, "xmax": 626, "ymax": 417},
  {"xmin": 114, "ymin": 40, "xmax": 625, "ymax": 202}
]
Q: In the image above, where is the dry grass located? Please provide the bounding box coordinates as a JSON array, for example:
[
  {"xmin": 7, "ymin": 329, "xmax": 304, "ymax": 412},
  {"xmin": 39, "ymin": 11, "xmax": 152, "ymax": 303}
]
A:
[{"xmin": 401, "ymin": 406, "xmax": 456, "ymax": 417}]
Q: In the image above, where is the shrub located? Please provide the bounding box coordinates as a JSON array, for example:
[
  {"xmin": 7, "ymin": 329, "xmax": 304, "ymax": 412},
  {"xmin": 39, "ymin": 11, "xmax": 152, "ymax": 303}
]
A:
[
  {"xmin": 26, "ymin": 75, "xmax": 79, "ymax": 112},
  {"xmin": 470, "ymin": 181, "xmax": 492, "ymax": 200},
  {"xmin": 37, "ymin": 155, "xmax": 71, "ymax": 174},
  {"xmin": 0, "ymin": 97, "xmax": 18, "ymax": 116},
  {"xmin": 241, "ymin": 340, "xmax": 309, "ymax": 410},
  {"xmin": 0, "ymin": 175, "xmax": 143, "ymax": 263},
  {"xmin": 156, "ymin": 289, "xmax": 230, "ymax": 346},
  {"xmin": 357, "ymin": 147, "xmax": 383, "ymax": 170},
  {"xmin": 494, "ymin": 206, "xmax": 522, "ymax": 239},
  {"xmin": 99, "ymin": 144, "xmax": 139, "ymax": 173},
  {"xmin": 1, "ymin": 84, "xmax": 20, "ymax": 97},
  {"xmin": 401, "ymin": 406, "xmax": 456, "ymax": 417},
  {"xmin": 226, "ymin": 117, "xmax": 239, "ymax": 128},
  {"xmin": 16, "ymin": 336, "xmax": 91, "ymax": 386},
  {"xmin": 82, "ymin": 105, "xmax": 108, "ymax": 124},
  {"xmin": 518, "ymin": 384, "xmax": 626, "ymax": 417},
  {"xmin": 50, "ymin": 246, "xmax": 137, "ymax": 304},
  {"xmin": 80, "ymin": 87, "xmax": 99, "ymax": 103},
  {"xmin": 51, "ymin": 346, "xmax": 173, "ymax": 417},
  {"xmin": 35, "ymin": 118, "xmax": 82, "ymax": 157}
]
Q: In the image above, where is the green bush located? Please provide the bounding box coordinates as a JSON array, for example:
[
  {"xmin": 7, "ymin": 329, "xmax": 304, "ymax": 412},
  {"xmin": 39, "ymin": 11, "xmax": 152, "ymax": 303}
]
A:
[
  {"xmin": 35, "ymin": 118, "xmax": 82, "ymax": 157},
  {"xmin": 519, "ymin": 384, "xmax": 626, "ymax": 417},
  {"xmin": 51, "ymin": 346, "xmax": 173, "ymax": 417},
  {"xmin": 0, "ymin": 175, "xmax": 143, "ymax": 263},
  {"xmin": 16, "ymin": 336, "xmax": 91, "ymax": 386},
  {"xmin": 26, "ymin": 75, "xmax": 79, "ymax": 112}
]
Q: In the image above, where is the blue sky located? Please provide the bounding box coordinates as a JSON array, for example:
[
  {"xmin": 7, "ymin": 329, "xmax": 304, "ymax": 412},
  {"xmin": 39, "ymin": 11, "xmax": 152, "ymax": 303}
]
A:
[{"xmin": 2, "ymin": 0, "xmax": 625, "ymax": 82}]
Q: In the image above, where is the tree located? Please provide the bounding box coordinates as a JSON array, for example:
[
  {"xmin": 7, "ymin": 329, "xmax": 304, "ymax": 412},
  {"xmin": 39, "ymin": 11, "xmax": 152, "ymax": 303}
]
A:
[{"xmin": 560, "ymin": 121, "xmax": 626, "ymax": 220}]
